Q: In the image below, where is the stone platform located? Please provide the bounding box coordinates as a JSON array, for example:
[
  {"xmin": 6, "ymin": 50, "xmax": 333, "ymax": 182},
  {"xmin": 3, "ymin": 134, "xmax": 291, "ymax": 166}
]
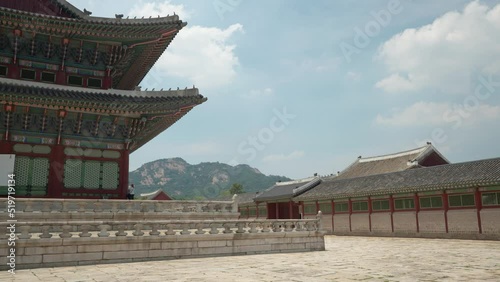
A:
[{"xmin": 1, "ymin": 236, "xmax": 499, "ymax": 281}]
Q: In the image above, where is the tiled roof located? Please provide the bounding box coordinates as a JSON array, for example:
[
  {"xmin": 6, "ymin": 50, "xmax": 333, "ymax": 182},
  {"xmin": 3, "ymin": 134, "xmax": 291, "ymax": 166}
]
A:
[
  {"xmin": 294, "ymin": 158, "xmax": 500, "ymax": 201},
  {"xmin": 0, "ymin": 77, "xmax": 206, "ymax": 115},
  {"xmin": 140, "ymin": 189, "xmax": 165, "ymax": 200},
  {"xmin": 336, "ymin": 144, "xmax": 449, "ymax": 180},
  {"xmin": 254, "ymin": 177, "xmax": 321, "ymax": 202}
]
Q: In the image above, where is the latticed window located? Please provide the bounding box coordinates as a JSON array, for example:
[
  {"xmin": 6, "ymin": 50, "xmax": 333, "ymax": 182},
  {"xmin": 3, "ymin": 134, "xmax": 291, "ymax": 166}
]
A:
[
  {"xmin": 352, "ymin": 201, "xmax": 368, "ymax": 212},
  {"xmin": 372, "ymin": 199, "xmax": 390, "ymax": 211},
  {"xmin": 319, "ymin": 202, "xmax": 332, "ymax": 214},
  {"xmin": 420, "ymin": 196, "xmax": 443, "ymax": 209},
  {"xmin": 448, "ymin": 194, "xmax": 475, "ymax": 207},
  {"xmin": 335, "ymin": 202, "xmax": 349, "ymax": 212},
  {"xmin": 248, "ymin": 207, "xmax": 257, "ymax": 216},
  {"xmin": 304, "ymin": 203, "xmax": 317, "ymax": 214},
  {"xmin": 482, "ymin": 192, "xmax": 500, "ymax": 206},
  {"xmin": 0, "ymin": 157, "xmax": 49, "ymax": 196},
  {"xmin": 258, "ymin": 206, "xmax": 267, "ymax": 217},
  {"xmin": 64, "ymin": 160, "xmax": 119, "ymax": 189},
  {"xmin": 394, "ymin": 198, "xmax": 415, "ymax": 210}
]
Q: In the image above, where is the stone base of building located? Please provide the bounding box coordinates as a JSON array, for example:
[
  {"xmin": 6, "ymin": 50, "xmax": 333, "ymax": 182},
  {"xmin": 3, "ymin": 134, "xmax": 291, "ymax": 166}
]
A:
[{"xmin": 0, "ymin": 232, "xmax": 325, "ymax": 270}]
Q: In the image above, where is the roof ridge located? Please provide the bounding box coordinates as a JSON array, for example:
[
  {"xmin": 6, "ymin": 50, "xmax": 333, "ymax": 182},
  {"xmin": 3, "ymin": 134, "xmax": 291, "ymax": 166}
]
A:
[
  {"xmin": 358, "ymin": 145, "xmax": 430, "ymax": 163},
  {"xmin": 327, "ymin": 157, "xmax": 500, "ymax": 184},
  {"xmin": 275, "ymin": 176, "xmax": 316, "ymax": 186}
]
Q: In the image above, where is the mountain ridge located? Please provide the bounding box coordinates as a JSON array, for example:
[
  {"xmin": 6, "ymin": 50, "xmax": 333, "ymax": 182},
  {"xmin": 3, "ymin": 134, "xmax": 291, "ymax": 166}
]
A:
[{"xmin": 129, "ymin": 158, "xmax": 291, "ymax": 199}]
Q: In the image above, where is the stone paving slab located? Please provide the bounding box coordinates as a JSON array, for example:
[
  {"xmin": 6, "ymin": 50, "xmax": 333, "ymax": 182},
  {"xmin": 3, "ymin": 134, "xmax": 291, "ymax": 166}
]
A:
[{"xmin": 1, "ymin": 236, "xmax": 499, "ymax": 281}]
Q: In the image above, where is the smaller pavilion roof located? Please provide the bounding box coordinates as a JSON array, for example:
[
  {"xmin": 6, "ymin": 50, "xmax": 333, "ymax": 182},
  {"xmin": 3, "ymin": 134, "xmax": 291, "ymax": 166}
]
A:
[
  {"xmin": 336, "ymin": 144, "xmax": 449, "ymax": 180},
  {"xmin": 139, "ymin": 189, "xmax": 171, "ymax": 200},
  {"xmin": 254, "ymin": 177, "xmax": 322, "ymax": 202}
]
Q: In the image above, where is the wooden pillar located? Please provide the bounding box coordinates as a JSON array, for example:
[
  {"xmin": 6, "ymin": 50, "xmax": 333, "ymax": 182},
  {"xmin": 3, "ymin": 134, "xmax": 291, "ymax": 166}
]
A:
[
  {"xmin": 348, "ymin": 198, "xmax": 352, "ymax": 232},
  {"xmin": 0, "ymin": 140, "xmax": 12, "ymax": 154},
  {"xmin": 414, "ymin": 193, "xmax": 420, "ymax": 233},
  {"xmin": 331, "ymin": 200, "xmax": 335, "ymax": 233},
  {"xmin": 275, "ymin": 202, "xmax": 279, "ymax": 219},
  {"xmin": 368, "ymin": 196, "xmax": 372, "ymax": 232},
  {"xmin": 256, "ymin": 203, "xmax": 260, "ymax": 218},
  {"xmin": 288, "ymin": 200, "xmax": 293, "ymax": 219},
  {"xmin": 443, "ymin": 191, "xmax": 449, "ymax": 233},
  {"xmin": 389, "ymin": 195, "xmax": 394, "ymax": 233},
  {"xmin": 47, "ymin": 144, "xmax": 65, "ymax": 198},
  {"xmin": 475, "ymin": 188, "xmax": 483, "ymax": 234},
  {"xmin": 119, "ymin": 149, "xmax": 129, "ymax": 199}
]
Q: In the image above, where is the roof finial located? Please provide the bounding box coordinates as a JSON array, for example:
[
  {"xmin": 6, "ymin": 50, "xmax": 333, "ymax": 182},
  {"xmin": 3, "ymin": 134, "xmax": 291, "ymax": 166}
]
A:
[
  {"xmin": 426, "ymin": 142, "xmax": 432, "ymax": 145},
  {"xmin": 358, "ymin": 156, "xmax": 362, "ymax": 159},
  {"xmin": 83, "ymin": 8, "xmax": 92, "ymax": 16}
]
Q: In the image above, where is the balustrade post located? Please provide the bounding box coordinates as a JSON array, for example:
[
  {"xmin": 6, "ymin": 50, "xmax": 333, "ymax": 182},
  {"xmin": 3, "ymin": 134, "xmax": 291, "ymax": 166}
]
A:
[
  {"xmin": 40, "ymin": 226, "xmax": 52, "ymax": 238},
  {"xmin": 19, "ymin": 225, "xmax": 32, "ymax": 239},
  {"xmin": 165, "ymin": 224, "xmax": 176, "ymax": 235},
  {"xmin": 195, "ymin": 223, "xmax": 206, "ymax": 234},
  {"xmin": 79, "ymin": 225, "xmax": 92, "ymax": 237},
  {"xmin": 236, "ymin": 222, "xmax": 246, "ymax": 233},
  {"xmin": 223, "ymin": 223, "xmax": 233, "ymax": 234},
  {"xmin": 272, "ymin": 222, "xmax": 282, "ymax": 232},
  {"xmin": 42, "ymin": 201, "xmax": 51, "ymax": 213},
  {"xmin": 284, "ymin": 221, "xmax": 293, "ymax": 232},
  {"xmin": 78, "ymin": 202, "xmax": 87, "ymax": 213},
  {"xmin": 94, "ymin": 202, "xmax": 103, "ymax": 212},
  {"xmin": 316, "ymin": 210, "xmax": 323, "ymax": 231},
  {"xmin": 133, "ymin": 224, "xmax": 144, "ymax": 236},
  {"xmin": 180, "ymin": 223, "xmax": 191, "ymax": 235},
  {"xmin": 24, "ymin": 201, "xmax": 33, "ymax": 212},
  {"xmin": 261, "ymin": 222, "xmax": 271, "ymax": 233},
  {"xmin": 59, "ymin": 225, "xmax": 73, "ymax": 238},
  {"xmin": 125, "ymin": 202, "xmax": 134, "ymax": 213},
  {"xmin": 295, "ymin": 221, "xmax": 305, "ymax": 231},
  {"xmin": 209, "ymin": 223, "xmax": 219, "ymax": 234},
  {"xmin": 232, "ymin": 194, "xmax": 239, "ymax": 213},
  {"xmin": 115, "ymin": 225, "xmax": 127, "ymax": 236},
  {"xmin": 249, "ymin": 222, "xmax": 258, "ymax": 233},
  {"xmin": 98, "ymin": 225, "xmax": 110, "ymax": 237},
  {"xmin": 150, "ymin": 224, "xmax": 161, "ymax": 236}
]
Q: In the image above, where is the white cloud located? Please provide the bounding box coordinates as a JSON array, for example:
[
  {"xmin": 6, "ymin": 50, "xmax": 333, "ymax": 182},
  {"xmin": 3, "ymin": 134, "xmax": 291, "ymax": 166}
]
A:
[
  {"xmin": 128, "ymin": 1, "xmax": 190, "ymax": 19},
  {"xmin": 376, "ymin": 101, "xmax": 500, "ymax": 127},
  {"xmin": 129, "ymin": 2, "xmax": 243, "ymax": 90},
  {"xmin": 156, "ymin": 24, "xmax": 243, "ymax": 90},
  {"xmin": 376, "ymin": 1, "xmax": 500, "ymax": 94},
  {"xmin": 346, "ymin": 71, "xmax": 361, "ymax": 81},
  {"xmin": 262, "ymin": 150, "xmax": 305, "ymax": 162},
  {"xmin": 243, "ymin": 88, "xmax": 274, "ymax": 99}
]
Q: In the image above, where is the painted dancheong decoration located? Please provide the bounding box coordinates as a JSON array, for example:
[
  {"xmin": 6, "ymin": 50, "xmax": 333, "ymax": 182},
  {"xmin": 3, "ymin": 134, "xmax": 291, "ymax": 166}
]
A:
[{"xmin": 0, "ymin": 0, "xmax": 206, "ymax": 199}]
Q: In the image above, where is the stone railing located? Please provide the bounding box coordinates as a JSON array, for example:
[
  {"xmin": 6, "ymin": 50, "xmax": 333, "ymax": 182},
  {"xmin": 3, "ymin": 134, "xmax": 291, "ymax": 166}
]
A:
[
  {"xmin": 0, "ymin": 198, "xmax": 238, "ymax": 214},
  {"xmin": 0, "ymin": 218, "xmax": 322, "ymax": 240},
  {"xmin": 0, "ymin": 213, "xmax": 325, "ymax": 270}
]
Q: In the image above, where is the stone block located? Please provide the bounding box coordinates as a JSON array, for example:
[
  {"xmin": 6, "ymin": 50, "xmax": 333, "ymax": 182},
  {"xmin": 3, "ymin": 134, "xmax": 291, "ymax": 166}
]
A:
[
  {"xmin": 18, "ymin": 255, "xmax": 43, "ymax": 264},
  {"xmin": 162, "ymin": 241, "xmax": 197, "ymax": 249},
  {"xmin": 43, "ymin": 252, "xmax": 102, "ymax": 263},
  {"xmin": 24, "ymin": 246, "xmax": 77, "ymax": 255},
  {"xmin": 103, "ymin": 250, "xmax": 149, "ymax": 260},
  {"xmin": 149, "ymin": 248, "xmax": 192, "ymax": 258},
  {"xmin": 197, "ymin": 240, "xmax": 228, "ymax": 248}
]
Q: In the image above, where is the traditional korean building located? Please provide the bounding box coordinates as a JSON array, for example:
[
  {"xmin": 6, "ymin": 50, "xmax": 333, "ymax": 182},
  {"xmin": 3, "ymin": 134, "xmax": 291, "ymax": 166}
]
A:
[
  {"xmin": 139, "ymin": 189, "xmax": 172, "ymax": 201},
  {"xmin": 0, "ymin": 1, "xmax": 206, "ymax": 199}
]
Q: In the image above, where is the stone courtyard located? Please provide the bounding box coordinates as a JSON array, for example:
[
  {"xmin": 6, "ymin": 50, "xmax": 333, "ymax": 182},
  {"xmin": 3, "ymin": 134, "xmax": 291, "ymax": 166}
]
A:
[{"xmin": 2, "ymin": 236, "xmax": 499, "ymax": 281}]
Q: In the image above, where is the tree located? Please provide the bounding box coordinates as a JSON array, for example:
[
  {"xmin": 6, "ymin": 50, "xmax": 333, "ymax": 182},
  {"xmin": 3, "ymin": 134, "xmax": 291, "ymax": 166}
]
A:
[{"xmin": 229, "ymin": 183, "xmax": 245, "ymax": 195}]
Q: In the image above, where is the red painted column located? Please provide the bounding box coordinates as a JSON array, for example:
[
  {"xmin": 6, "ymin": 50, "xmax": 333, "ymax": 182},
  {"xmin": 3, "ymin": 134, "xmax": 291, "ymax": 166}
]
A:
[
  {"xmin": 0, "ymin": 140, "xmax": 12, "ymax": 154},
  {"xmin": 368, "ymin": 197, "xmax": 372, "ymax": 232},
  {"xmin": 443, "ymin": 191, "xmax": 449, "ymax": 233},
  {"xmin": 288, "ymin": 201, "xmax": 293, "ymax": 219},
  {"xmin": 414, "ymin": 193, "xmax": 420, "ymax": 233},
  {"xmin": 475, "ymin": 188, "xmax": 483, "ymax": 234},
  {"xmin": 275, "ymin": 202, "xmax": 279, "ymax": 219},
  {"xmin": 348, "ymin": 198, "xmax": 352, "ymax": 232},
  {"xmin": 119, "ymin": 149, "xmax": 129, "ymax": 199},
  {"xmin": 47, "ymin": 144, "xmax": 65, "ymax": 198},
  {"xmin": 389, "ymin": 195, "xmax": 394, "ymax": 233},
  {"xmin": 331, "ymin": 200, "xmax": 335, "ymax": 233}
]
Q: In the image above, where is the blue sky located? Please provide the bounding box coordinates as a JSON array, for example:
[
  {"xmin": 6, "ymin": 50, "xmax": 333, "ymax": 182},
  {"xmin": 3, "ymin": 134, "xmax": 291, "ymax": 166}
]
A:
[{"xmin": 70, "ymin": 0, "xmax": 500, "ymax": 179}]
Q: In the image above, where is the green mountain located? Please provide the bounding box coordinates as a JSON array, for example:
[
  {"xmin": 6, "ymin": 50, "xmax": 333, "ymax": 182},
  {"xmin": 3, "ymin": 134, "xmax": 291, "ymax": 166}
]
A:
[{"xmin": 128, "ymin": 158, "xmax": 291, "ymax": 200}]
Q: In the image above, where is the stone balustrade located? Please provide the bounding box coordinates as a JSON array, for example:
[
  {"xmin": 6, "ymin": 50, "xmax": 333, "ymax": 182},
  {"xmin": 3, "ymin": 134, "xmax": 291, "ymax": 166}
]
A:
[
  {"xmin": 0, "ymin": 214, "xmax": 326, "ymax": 270},
  {"xmin": 0, "ymin": 218, "xmax": 322, "ymax": 240},
  {"xmin": 0, "ymin": 198, "xmax": 237, "ymax": 214}
]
